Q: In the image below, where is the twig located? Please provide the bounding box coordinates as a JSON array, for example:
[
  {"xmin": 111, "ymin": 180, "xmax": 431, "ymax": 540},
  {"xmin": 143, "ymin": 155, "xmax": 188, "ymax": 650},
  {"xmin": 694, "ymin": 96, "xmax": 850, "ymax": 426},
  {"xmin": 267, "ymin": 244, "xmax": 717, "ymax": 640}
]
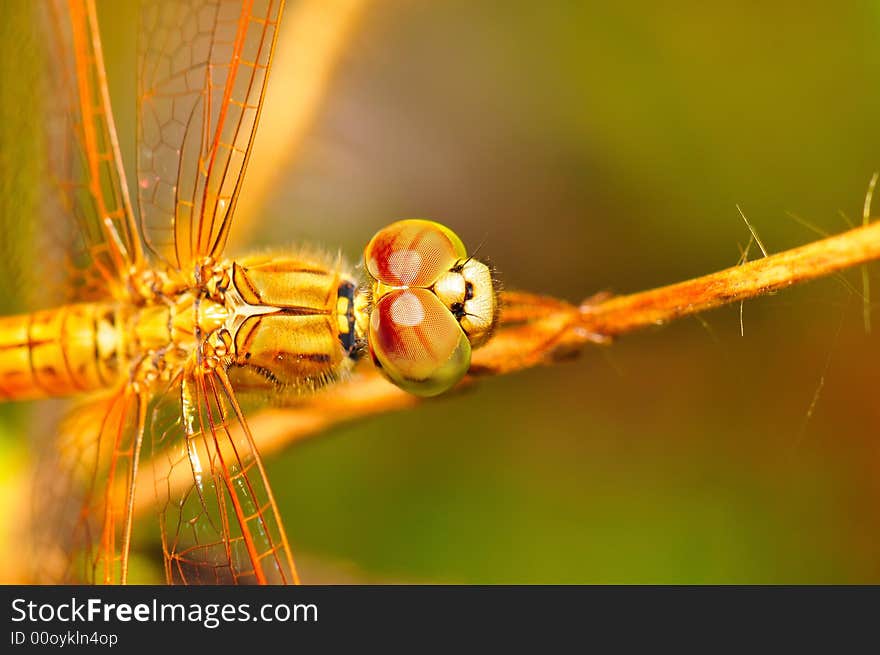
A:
[{"xmin": 578, "ymin": 220, "xmax": 880, "ymax": 337}]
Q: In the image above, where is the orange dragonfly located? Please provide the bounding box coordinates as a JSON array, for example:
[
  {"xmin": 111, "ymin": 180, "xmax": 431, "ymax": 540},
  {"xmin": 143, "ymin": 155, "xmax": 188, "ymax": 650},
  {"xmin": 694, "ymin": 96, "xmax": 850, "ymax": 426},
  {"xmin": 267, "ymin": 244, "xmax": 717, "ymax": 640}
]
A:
[{"xmin": 6, "ymin": 0, "xmax": 498, "ymax": 584}]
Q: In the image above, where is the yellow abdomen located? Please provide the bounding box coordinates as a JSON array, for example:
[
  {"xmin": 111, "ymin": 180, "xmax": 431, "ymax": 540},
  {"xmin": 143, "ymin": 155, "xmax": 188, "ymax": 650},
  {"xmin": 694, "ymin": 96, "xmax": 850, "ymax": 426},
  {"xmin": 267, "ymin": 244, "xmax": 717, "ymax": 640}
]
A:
[{"xmin": 0, "ymin": 303, "xmax": 124, "ymax": 401}]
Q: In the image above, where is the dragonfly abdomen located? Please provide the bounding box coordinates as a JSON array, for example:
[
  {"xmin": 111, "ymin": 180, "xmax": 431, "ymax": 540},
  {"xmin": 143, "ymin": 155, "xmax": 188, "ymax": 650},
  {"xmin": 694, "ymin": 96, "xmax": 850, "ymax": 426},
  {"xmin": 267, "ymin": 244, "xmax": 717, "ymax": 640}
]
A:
[{"xmin": 0, "ymin": 303, "xmax": 125, "ymax": 401}]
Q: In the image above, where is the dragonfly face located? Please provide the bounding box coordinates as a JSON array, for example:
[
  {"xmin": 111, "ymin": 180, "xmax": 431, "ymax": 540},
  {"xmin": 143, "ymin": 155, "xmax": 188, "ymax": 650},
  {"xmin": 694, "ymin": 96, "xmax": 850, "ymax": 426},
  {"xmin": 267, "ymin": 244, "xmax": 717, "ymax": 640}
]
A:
[{"xmin": 364, "ymin": 220, "xmax": 498, "ymax": 396}]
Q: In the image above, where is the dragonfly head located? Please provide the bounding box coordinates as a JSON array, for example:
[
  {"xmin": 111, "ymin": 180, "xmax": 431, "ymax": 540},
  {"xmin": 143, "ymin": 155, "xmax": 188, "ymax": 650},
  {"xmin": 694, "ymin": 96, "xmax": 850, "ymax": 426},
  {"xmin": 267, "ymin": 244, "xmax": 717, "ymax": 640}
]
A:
[{"xmin": 362, "ymin": 219, "xmax": 499, "ymax": 397}]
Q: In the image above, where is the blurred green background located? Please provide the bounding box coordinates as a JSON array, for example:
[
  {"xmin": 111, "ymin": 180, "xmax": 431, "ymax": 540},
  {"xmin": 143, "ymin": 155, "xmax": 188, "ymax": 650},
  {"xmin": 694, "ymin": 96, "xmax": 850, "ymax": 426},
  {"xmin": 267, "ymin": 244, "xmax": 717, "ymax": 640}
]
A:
[{"xmin": 3, "ymin": 0, "xmax": 880, "ymax": 583}]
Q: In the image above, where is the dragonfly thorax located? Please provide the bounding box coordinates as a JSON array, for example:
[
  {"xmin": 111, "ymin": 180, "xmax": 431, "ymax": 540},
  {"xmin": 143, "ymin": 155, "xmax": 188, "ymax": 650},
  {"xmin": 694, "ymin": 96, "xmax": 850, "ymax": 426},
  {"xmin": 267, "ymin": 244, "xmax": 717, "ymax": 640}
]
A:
[
  {"xmin": 219, "ymin": 253, "xmax": 365, "ymax": 393},
  {"xmin": 118, "ymin": 253, "xmax": 365, "ymax": 396}
]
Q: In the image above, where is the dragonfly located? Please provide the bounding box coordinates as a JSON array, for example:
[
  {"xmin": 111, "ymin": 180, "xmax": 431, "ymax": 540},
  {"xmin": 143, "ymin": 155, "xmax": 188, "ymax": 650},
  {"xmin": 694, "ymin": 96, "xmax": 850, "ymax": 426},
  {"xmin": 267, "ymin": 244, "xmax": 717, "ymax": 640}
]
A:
[{"xmin": 5, "ymin": 0, "xmax": 499, "ymax": 584}]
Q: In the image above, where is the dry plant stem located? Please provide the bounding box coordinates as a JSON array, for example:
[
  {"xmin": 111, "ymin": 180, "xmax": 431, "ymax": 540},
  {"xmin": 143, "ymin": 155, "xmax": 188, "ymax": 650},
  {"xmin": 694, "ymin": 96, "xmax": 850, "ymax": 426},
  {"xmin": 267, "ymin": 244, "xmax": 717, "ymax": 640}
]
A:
[
  {"xmin": 580, "ymin": 219, "xmax": 880, "ymax": 337},
  {"xmin": 131, "ymin": 220, "xmax": 880, "ymax": 518}
]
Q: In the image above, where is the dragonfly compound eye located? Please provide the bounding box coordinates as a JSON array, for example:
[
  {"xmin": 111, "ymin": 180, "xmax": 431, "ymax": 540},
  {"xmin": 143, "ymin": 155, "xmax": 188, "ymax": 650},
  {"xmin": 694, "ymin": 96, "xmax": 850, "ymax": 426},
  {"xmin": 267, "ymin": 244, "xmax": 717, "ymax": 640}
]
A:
[
  {"xmin": 369, "ymin": 289, "xmax": 471, "ymax": 397},
  {"xmin": 364, "ymin": 219, "xmax": 466, "ymax": 287},
  {"xmin": 364, "ymin": 220, "xmax": 499, "ymax": 396}
]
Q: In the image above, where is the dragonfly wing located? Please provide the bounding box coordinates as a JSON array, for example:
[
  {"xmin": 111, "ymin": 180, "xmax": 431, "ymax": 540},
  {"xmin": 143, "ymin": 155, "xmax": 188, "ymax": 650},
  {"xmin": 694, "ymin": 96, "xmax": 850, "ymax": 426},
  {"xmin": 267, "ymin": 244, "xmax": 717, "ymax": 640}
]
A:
[
  {"xmin": 137, "ymin": 0, "xmax": 285, "ymax": 270},
  {"xmin": 42, "ymin": 0, "xmax": 144, "ymax": 300},
  {"xmin": 32, "ymin": 387, "xmax": 147, "ymax": 584},
  {"xmin": 150, "ymin": 367, "xmax": 297, "ymax": 584}
]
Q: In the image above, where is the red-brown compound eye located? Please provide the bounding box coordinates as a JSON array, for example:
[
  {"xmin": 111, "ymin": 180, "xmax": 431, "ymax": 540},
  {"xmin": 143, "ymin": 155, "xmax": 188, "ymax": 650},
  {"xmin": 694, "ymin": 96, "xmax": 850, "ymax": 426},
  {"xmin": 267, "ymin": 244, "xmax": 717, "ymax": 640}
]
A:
[
  {"xmin": 364, "ymin": 219, "xmax": 467, "ymax": 287},
  {"xmin": 368, "ymin": 288, "xmax": 471, "ymax": 397}
]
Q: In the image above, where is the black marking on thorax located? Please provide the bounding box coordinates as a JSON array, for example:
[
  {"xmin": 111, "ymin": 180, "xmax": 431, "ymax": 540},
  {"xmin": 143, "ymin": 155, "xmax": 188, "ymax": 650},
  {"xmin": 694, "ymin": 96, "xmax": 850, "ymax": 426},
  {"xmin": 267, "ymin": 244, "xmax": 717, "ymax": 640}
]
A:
[{"xmin": 337, "ymin": 280, "xmax": 360, "ymax": 359}]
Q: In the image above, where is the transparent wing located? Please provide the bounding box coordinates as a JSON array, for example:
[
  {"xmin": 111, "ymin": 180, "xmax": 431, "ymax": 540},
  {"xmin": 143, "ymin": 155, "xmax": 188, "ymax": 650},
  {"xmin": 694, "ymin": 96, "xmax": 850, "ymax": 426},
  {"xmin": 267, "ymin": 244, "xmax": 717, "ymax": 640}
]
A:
[
  {"xmin": 137, "ymin": 0, "xmax": 285, "ymax": 270},
  {"xmin": 42, "ymin": 0, "xmax": 144, "ymax": 300},
  {"xmin": 150, "ymin": 367, "xmax": 297, "ymax": 584},
  {"xmin": 31, "ymin": 387, "xmax": 147, "ymax": 584}
]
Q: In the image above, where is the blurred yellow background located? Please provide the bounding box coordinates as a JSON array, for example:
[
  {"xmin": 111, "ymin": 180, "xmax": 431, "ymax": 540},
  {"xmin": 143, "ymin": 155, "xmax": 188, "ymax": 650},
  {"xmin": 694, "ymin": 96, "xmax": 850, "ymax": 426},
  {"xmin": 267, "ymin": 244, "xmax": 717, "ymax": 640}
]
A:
[{"xmin": 3, "ymin": 0, "xmax": 880, "ymax": 583}]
